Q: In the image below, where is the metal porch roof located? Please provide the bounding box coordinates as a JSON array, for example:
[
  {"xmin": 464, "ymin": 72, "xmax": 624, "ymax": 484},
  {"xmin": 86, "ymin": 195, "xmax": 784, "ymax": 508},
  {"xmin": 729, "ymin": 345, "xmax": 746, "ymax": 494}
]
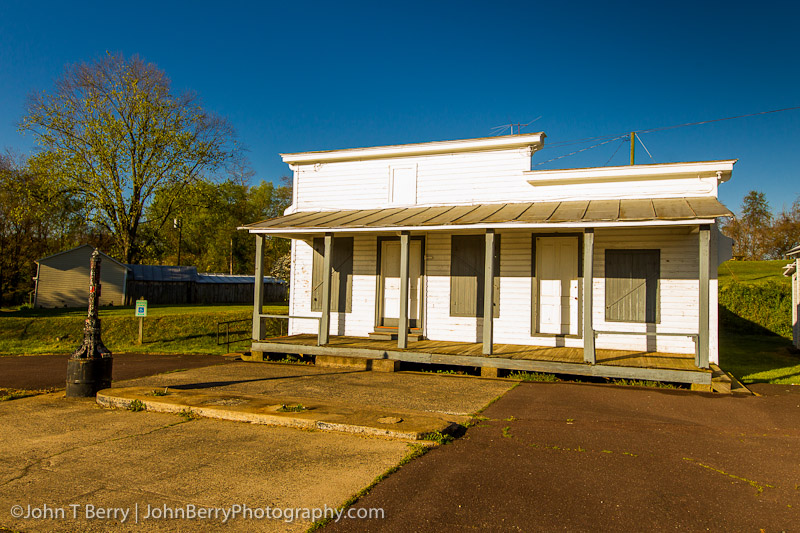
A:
[{"xmin": 242, "ymin": 197, "xmax": 732, "ymax": 233}]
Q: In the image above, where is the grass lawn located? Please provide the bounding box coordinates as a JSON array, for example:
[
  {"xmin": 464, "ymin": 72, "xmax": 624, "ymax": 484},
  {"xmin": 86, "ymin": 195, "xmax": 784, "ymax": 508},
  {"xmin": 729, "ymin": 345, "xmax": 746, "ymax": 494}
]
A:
[
  {"xmin": 0, "ymin": 303, "xmax": 288, "ymax": 356},
  {"xmin": 718, "ymin": 259, "xmax": 791, "ymax": 286},
  {"xmin": 719, "ymin": 327, "xmax": 800, "ymax": 385}
]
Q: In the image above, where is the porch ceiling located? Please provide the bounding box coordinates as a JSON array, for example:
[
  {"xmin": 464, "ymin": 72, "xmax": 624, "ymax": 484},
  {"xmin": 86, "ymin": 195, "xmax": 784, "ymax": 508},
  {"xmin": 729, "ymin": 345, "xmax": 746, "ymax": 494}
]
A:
[{"xmin": 241, "ymin": 197, "xmax": 732, "ymax": 234}]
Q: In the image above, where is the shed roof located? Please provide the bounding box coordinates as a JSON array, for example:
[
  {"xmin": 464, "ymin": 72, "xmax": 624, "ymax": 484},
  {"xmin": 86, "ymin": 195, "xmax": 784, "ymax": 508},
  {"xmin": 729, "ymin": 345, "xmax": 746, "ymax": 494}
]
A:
[
  {"xmin": 241, "ymin": 197, "xmax": 732, "ymax": 234},
  {"xmin": 36, "ymin": 244, "xmax": 129, "ymax": 270},
  {"xmin": 127, "ymin": 264, "xmax": 198, "ymax": 282},
  {"xmin": 197, "ymin": 273, "xmax": 284, "ymax": 284}
]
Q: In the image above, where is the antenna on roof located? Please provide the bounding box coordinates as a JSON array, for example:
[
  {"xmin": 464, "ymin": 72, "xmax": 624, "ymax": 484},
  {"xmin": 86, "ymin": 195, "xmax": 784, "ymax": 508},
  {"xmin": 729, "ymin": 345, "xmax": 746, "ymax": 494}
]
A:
[{"xmin": 490, "ymin": 116, "xmax": 542, "ymax": 136}]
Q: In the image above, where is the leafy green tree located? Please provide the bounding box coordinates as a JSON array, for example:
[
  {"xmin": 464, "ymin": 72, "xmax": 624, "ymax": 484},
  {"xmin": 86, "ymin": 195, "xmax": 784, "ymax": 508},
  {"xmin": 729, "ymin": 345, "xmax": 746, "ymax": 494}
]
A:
[
  {"xmin": 139, "ymin": 176, "xmax": 292, "ymax": 275},
  {"xmin": 20, "ymin": 53, "xmax": 238, "ymax": 264},
  {"xmin": 0, "ymin": 152, "xmax": 91, "ymax": 304},
  {"xmin": 724, "ymin": 190, "xmax": 773, "ymax": 260},
  {"xmin": 769, "ymin": 198, "xmax": 800, "ymax": 259}
]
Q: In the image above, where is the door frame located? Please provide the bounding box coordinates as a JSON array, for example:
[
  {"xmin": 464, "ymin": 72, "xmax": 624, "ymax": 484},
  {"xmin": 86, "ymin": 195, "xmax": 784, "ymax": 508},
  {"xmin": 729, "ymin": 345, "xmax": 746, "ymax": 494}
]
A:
[
  {"xmin": 374, "ymin": 235, "xmax": 426, "ymax": 331},
  {"xmin": 531, "ymin": 232, "xmax": 584, "ymax": 336}
]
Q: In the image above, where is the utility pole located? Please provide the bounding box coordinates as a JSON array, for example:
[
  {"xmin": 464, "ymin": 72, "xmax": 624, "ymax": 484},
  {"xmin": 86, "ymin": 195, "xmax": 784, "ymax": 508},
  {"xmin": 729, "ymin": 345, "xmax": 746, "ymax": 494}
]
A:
[
  {"xmin": 229, "ymin": 237, "xmax": 234, "ymax": 275},
  {"xmin": 630, "ymin": 132, "xmax": 636, "ymax": 165},
  {"xmin": 173, "ymin": 218, "xmax": 182, "ymax": 265}
]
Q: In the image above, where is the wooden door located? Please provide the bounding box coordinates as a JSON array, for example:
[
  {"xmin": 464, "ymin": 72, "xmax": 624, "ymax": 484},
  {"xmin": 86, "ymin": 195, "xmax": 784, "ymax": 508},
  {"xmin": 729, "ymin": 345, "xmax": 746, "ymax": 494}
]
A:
[
  {"xmin": 379, "ymin": 240, "xmax": 421, "ymax": 327},
  {"xmin": 537, "ymin": 237, "xmax": 579, "ymax": 335}
]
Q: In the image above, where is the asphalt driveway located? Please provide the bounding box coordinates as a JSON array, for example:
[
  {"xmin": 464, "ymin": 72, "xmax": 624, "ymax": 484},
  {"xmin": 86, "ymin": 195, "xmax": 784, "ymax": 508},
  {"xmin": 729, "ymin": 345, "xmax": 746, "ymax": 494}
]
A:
[
  {"xmin": 327, "ymin": 381, "xmax": 800, "ymax": 532},
  {"xmin": 0, "ymin": 353, "xmax": 231, "ymax": 390}
]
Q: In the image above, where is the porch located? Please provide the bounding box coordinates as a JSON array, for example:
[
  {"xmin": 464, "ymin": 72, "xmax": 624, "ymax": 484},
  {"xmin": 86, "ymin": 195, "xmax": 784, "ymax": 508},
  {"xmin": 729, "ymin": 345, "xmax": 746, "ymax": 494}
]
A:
[{"xmin": 251, "ymin": 334, "xmax": 712, "ymax": 385}]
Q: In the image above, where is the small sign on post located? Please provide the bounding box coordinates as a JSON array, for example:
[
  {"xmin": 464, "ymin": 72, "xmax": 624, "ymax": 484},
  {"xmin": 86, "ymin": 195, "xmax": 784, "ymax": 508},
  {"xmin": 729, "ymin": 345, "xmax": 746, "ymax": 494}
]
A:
[{"xmin": 135, "ymin": 299, "xmax": 148, "ymax": 344}]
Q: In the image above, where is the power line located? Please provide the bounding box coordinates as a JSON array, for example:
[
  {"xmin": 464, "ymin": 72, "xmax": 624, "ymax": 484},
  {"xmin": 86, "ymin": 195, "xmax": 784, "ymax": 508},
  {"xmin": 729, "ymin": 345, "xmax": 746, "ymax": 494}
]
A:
[
  {"xmin": 604, "ymin": 138, "xmax": 627, "ymax": 165},
  {"xmin": 533, "ymin": 134, "xmax": 629, "ymax": 167},
  {"xmin": 534, "ymin": 104, "xmax": 800, "ymax": 165}
]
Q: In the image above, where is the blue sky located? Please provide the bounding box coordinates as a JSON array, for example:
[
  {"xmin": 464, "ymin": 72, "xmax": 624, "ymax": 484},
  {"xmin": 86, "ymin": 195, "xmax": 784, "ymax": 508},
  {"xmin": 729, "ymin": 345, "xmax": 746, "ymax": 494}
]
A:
[{"xmin": 1, "ymin": 0, "xmax": 798, "ymax": 214}]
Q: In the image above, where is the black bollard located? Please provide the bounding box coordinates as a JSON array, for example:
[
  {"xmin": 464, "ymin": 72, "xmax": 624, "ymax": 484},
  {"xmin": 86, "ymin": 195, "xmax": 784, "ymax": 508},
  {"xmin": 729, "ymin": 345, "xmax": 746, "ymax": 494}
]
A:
[{"xmin": 66, "ymin": 249, "xmax": 113, "ymax": 397}]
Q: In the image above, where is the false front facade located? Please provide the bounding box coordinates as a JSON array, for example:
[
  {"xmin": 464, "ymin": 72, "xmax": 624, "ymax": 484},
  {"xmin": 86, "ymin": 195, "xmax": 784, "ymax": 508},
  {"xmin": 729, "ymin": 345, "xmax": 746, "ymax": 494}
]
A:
[{"xmin": 243, "ymin": 134, "xmax": 734, "ymax": 385}]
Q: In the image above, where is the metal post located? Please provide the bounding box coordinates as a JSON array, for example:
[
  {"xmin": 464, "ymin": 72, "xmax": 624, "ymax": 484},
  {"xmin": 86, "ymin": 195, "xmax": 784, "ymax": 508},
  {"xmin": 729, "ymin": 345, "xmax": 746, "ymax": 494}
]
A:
[
  {"xmin": 483, "ymin": 229, "xmax": 495, "ymax": 355},
  {"xmin": 698, "ymin": 225, "xmax": 710, "ymax": 369},
  {"xmin": 398, "ymin": 232, "xmax": 410, "ymax": 349},
  {"xmin": 319, "ymin": 233, "xmax": 333, "ymax": 345},
  {"xmin": 583, "ymin": 229, "xmax": 596, "ymax": 364},
  {"xmin": 66, "ymin": 249, "xmax": 113, "ymax": 397},
  {"xmin": 252, "ymin": 234, "xmax": 265, "ymax": 341}
]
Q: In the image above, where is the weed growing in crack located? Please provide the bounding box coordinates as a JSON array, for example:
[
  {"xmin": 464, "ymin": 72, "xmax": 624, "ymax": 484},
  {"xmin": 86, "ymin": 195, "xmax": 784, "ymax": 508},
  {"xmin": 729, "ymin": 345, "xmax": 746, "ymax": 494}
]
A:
[{"xmin": 127, "ymin": 399, "xmax": 146, "ymax": 412}]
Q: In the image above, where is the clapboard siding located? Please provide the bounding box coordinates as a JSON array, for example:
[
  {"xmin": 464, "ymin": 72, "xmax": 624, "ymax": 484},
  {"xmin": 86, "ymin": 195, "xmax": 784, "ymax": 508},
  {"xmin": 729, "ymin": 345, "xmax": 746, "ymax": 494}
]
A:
[
  {"xmin": 295, "ymin": 149, "xmax": 533, "ymax": 210},
  {"xmin": 288, "ymin": 236, "xmax": 376, "ymax": 337},
  {"xmin": 286, "ymin": 227, "xmax": 714, "ymax": 359},
  {"xmin": 525, "ymin": 176, "xmax": 718, "ymax": 202},
  {"xmin": 593, "ymin": 228, "xmax": 700, "ymax": 354},
  {"xmin": 293, "ymin": 149, "xmax": 720, "ymax": 211}
]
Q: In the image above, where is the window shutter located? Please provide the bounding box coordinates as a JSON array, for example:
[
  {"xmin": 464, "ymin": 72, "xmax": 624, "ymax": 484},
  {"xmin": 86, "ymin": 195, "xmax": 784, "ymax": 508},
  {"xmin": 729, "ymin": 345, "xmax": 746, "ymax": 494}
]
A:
[
  {"xmin": 332, "ymin": 237, "xmax": 353, "ymax": 313},
  {"xmin": 605, "ymin": 249, "xmax": 659, "ymax": 323},
  {"xmin": 311, "ymin": 237, "xmax": 354, "ymax": 313},
  {"xmin": 450, "ymin": 234, "xmax": 501, "ymax": 318},
  {"xmin": 311, "ymin": 239, "xmax": 324, "ymax": 312}
]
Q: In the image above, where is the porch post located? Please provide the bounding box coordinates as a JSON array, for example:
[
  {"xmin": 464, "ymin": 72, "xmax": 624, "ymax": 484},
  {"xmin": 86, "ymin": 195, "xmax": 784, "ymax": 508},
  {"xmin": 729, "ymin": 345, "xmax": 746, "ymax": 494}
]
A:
[
  {"xmin": 483, "ymin": 229, "xmax": 495, "ymax": 355},
  {"xmin": 583, "ymin": 229, "xmax": 596, "ymax": 364},
  {"xmin": 398, "ymin": 231, "xmax": 410, "ymax": 349},
  {"xmin": 698, "ymin": 224, "xmax": 710, "ymax": 369},
  {"xmin": 252, "ymin": 234, "xmax": 265, "ymax": 341},
  {"xmin": 319, "ymin": 233, "xmax": 333, "ymax": 345}
]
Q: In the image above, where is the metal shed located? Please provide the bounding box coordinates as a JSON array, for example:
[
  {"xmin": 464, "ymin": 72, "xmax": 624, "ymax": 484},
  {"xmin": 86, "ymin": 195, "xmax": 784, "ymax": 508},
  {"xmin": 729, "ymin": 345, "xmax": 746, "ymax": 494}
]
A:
[{"xmin": 33, "ymin": 245, "xmax": 129, "ymax": 308}]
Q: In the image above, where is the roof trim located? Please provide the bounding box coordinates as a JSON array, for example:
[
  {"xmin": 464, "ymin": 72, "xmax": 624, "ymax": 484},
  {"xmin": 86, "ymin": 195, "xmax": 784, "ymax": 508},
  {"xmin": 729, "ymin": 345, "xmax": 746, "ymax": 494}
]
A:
[
  {"xmin": 280, "ymin": 133, "xmax": 545, "ymax": 165},
  {"xmin": 525, "ymin": 160, "xmax": 737, "ymax": 186},
  {"xmin": 35, "ymin": 244, "xmax": 130, "ymax": 270},
  {"xmin": 246, "ymin": 219, "xmax": 720, "ymax": 236},
  {"xmin": 240, "ymin": 198, "xmax": 732, "ymax": 235}
]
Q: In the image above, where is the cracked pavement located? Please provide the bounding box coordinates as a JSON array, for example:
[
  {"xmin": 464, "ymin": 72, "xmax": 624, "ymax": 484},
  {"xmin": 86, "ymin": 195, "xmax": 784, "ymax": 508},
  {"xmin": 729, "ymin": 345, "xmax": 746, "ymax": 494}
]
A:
[
  {"xmin": 0, "ymin": 393, "xmax": 410, "ymax": 532},
  {"xmin": 327, "ymin": 382, "xmax": 800, "ymax": 532}
]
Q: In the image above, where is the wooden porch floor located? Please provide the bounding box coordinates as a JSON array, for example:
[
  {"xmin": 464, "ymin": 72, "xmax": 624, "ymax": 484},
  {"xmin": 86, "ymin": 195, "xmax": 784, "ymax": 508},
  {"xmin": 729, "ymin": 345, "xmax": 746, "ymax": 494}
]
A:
[{"xmin": 253, "ymin": 334, "xmax": 709, "ymax": 384}]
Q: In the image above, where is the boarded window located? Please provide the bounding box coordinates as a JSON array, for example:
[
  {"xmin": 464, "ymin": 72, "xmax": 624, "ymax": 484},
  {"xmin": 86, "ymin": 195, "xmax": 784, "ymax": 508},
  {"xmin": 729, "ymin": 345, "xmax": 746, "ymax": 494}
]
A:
[
  {"xmin": 605, "ymin": 249, "xmax": 659, "ymax": 323},
  {"xmin": 311, "ymin": 237, "xmax": 353, "ymax": 313},
  {"xmin": 389, "ymin": 166, "xmax": 417, "ymax": 205},
  {"xmin": 450, "ymin": 234, "xmax": 500, "ymax": 318}
]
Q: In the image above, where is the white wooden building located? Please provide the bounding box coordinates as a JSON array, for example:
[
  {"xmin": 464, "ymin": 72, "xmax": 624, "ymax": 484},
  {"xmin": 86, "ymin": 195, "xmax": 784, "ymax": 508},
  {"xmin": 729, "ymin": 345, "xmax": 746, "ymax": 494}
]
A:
[
  {"xmin": 783, "ymin": 245, "xmax": 800, "ymax": 349},
  {"xmin": 243, "ymin": 134, "xmax": 735, "ymax": 385}
]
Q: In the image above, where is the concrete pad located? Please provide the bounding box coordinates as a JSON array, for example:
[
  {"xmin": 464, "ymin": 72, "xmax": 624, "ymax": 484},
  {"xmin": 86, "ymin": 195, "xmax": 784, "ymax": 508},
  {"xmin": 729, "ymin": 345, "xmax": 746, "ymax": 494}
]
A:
[
  {"xmin": 116, "ymin": 362, "xmax": 515, "ymax": 416},
  {"xmin": 0, "ymin": 362, "xmax": 514, "ymax": 532},
  {"xmin": 0, "ymin": 392, "xmax": 411, "ymax": 532},
  {"xmin": 97, "ymin": 386, "xmax": 465, "ymax": 440}
]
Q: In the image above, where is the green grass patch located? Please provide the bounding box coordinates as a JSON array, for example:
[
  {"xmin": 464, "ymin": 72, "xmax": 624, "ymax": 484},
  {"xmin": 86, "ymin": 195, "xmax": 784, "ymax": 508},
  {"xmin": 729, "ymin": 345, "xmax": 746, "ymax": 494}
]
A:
[
  {"xmin": 507, "ymin": 371, "xmax": 559, "ymax": 382},
  {"xmin": 0, "ymin": 388, "xmax": 55, "ymax": 401},
  {"xmin": 276, "ymin": 403, "xmax": 306, "ymax": 413},
  {"xmin": 0, "ymin": 304, "xmax": 288, "ymax": 355},
  {"xmin": 421, "ymin": 430, "xmax": 454, "ymax": 445},
  {"xmin": 719, "ymin": 328, "xmax": 800, "ymax": 384},
  {"xmin": 718, "ymin": 260, "xmax": 791, "ymax": 286},
  {"xmin": 610, "ymin": 378, "xmax": 677, "ymax": 389},
  {"xmin": 179, "ymin": 408, "xmax": 201, "ymax": 421}
]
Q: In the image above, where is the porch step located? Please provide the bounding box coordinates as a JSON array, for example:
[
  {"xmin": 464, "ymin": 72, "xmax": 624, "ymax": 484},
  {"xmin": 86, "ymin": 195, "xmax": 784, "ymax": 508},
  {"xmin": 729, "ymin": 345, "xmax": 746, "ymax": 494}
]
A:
[
  {"xmin": 367, "ymin": 332, "xmax": 425, "ymax": 342},
  {"xmin": 710, "ymin": 364, "xmax": 753, "ymax": 395}
]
